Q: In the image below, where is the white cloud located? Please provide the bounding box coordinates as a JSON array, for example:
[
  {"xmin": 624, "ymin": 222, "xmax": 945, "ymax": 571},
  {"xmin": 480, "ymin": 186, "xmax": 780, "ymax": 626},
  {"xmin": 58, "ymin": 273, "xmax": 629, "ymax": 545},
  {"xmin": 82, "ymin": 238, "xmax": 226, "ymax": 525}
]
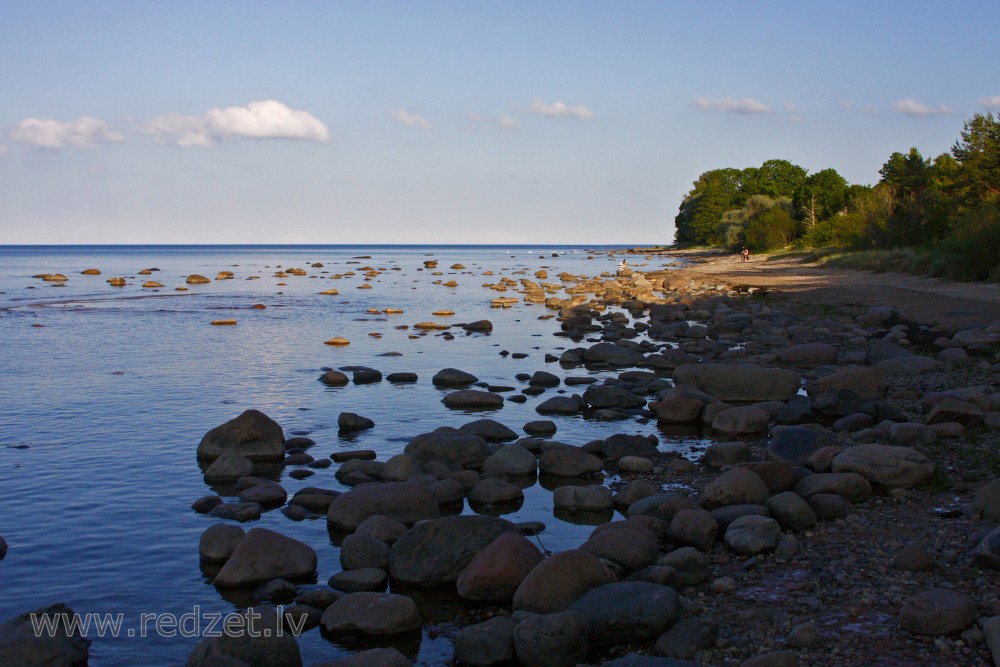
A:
[
  {"xmin": 694, "ymin": 97, "xmax": 771, "ymax": 114},
  {"xmin": 10, "ymin": 116, "xmax": 125, "ymax": 148},
  {"xmin": 0, "ymin": 144, "xmax": 7, "ymax": 155},
  {"xmin": 388, "ymin": 109, "xmax": 434, "ymax": 130},
  {"xmin": 529, "ymin": 99, "xmax": 594, "ymax": 119},
  {"xmin": 141, "ymin": 100, "xmax": 331, "ymax": 146},
  {"xmin": 980, "ymin": 95, "xmax": 1000, "ymax": 110},
  {"xmin": 467, "ymin": 112, "xmax": 520, "ymax": 130},
  {"xmin": 497, "ymin": 115, "xmax": 520, "ymax": 130},
  {"xmin": 892, "ymin": 98, "xmax": 951, "ymax": 117}
]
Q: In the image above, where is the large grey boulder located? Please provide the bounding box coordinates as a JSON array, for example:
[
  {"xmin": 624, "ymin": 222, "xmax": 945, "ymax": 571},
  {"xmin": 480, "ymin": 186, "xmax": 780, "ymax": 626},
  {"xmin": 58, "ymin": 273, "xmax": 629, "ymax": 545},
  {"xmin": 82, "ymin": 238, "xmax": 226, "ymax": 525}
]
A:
[
  {"xmin": 186, "ymin": 607, "xmax": 300, "ymax": 667},
  {"xmin": 453, "ymin": 617, "xmax": 516, "ymax": 666},
  {"xmin": 702, "ymin": 467, "xmax": 770, "ymax": 509},
  {"xmin": 0, "ymin": 604, "xmax": 90, "ymax": 667},
  {"xmin": 583, "ymin": 342, "xmax": 646, "ymax": 366},
  {"xmin": 513, "ymin": 611, "xmax": 589, "ymax": 667},
  {"xmin": 432, "ymin": 368, "xmax": 479, "ymax": 386},
  {"xmin": 724, "ymin": 515, "xmax": 781, "ymax": 555},
  {"xmin": 327, "ymin": 482, "xmax": 440, "ymax": 531},
  {"xmin": 583, "ymin": 385, "xmax": 646, "ymax": 409},
  {"xmin": 513, "ymin": 549, "xmax": 618, "ymax": 614},
  {"xmin": 389, "ymin": 515, "xmax": 511, "ymax": 586},
  {"xmin": 567, "ymin": 581, "xmax": 682, "ymax": 646},
  {"xmin": 319, "ymin": 593, "xmax": 421, "ymax": 637},
  {"xmin": 673, "ymin": 364, "xmax": 800, "ymax": 402},
  {"xmin": 199, "ymin": 524, "xmax": 245, "ymax": 563},
  {"xmin": 197, "ymin": 409, "xmax": 286, "ymax": 462},
  {"xmin": 539, "ymin": 447, "xmax": 603, "ymax": 477},
  {"xmin": 807, "ymin": 367, "xmax": 887, "ymax": 400},
  {"xmin": 442, "ymin": 389, "xmax": 504, "ymax": 410},
  {"xmin": 457, "ymin": 533, "xmax": 544, "ymax": 602},
  {"xmin": 404, "ymin": 428, "xmax": 493, "ymax": 468},
  {"xmin": 794, "ymin": 472, "xmax": 872, "ymax": 503},
  {"xmin": 481, "ymin": 444, "xmax": 537, "ymax": 476},
  {"xmin": 898, "ymin": 589, "xmax": 977, "ymax": 636},
  {"xmin": 213, "ymin": 528, "xmax": 317, "ymax": 588},
  {"xmin": 831, "ymin": 444, "xmax": 935, "ymax": 489}
]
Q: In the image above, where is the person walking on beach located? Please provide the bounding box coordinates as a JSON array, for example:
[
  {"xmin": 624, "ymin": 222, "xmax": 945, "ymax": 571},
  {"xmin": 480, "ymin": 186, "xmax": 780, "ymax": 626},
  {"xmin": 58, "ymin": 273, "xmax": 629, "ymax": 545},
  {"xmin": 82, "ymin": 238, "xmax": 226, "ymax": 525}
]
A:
[{"xmin": 740, "ymin": 246, "xmax": 750, "ymax": 263}]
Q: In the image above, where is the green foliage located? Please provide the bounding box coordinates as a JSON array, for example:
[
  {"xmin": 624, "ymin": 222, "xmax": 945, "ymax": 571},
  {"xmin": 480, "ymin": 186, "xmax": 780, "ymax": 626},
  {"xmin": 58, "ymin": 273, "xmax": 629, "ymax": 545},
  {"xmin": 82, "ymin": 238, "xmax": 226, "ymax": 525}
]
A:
[
  {"xmin": 798, "ymin": 212, "xmax": 867, "ymax": 247},
  {"xmin": 794, "ymin": 168, "xmax": 849, "ymax": 230},
  {"xmin": 671, "ymin": 112, "xmax": 1000, "ymax": 278},
  {"xmin": 744, "ymin": 207, "xmax": 797, "ymax": 251},
  {"xmin": 951, "ymin": 112, "xmax": 1000, "ymax": 206}
]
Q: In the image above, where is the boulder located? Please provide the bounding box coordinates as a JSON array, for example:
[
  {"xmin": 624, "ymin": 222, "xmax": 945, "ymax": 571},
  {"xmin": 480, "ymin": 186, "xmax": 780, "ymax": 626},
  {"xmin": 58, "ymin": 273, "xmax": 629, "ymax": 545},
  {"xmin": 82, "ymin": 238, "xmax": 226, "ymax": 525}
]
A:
[
  {"xmin": 535, "ymin": 396, "xmax": 585, "ymax": 415},
  {"xmin": 927, "ymin": 397, "xmax": 985, "ymax": 427},
  {"xmin": 807, "ymin": 367, "xmax": 887, "ymax": 400},
  {"xmin": 203, "ymin": 451, "xmax": 254, "ymax": 484},
  {"xmin": 442, "ymin": 389, "xmax": 504, "ymax": 410},
  {"xmin": 355, "ymin": 515, "xmax": 408, "ymax": 545},
  {"xmin": 457, "ymin": 533, "xmax": 544, "ymax": 602},
  {"xmin": 327, "ymin": 568, "xmax": 388, "ymax": 594},
  {"xmin": 0, "ymin": 604, "xmax": 90, "ymax": 667},
  {"xmin": 724, "ymin": 515, "xmax": 781, "ymax": 555},
  {"xmin": 186, "ymin": 607, "xmax": 300, "ymax": 667},
  {"xmin": 766, "ymin": 492, "xmax": 816, "ymax": 531},
  {"xmin": 481, "ymin": 444, "xmax": 537, "ymax": 476},
  {"xmin": 388, "ymin": 515, "xmax": 511, "ymax": 586},
  {"xmin": 197, "ymin": 409, "xmax": 286, "ymax": 462},
  {"xmin": 513, "ymin": 611, "xmax": 589, "ymax": 667},
  {"xmin": 513, "ymin": 549, "xmax": 618, "ymax": 613},
  {"xmin": 974, "ymin": 526, "xmax": 1000, "ymax": 571},
  {"xmin": 553, "ymin": 485, "xmax": 614, "ymax": 512},
  {"xmin": 898, "ymin": 589, "xmax": 977, "ymax": 636},
  {"xmin": 779, "ymin": 342, "xmax": 837, "ymax": 368},
  {"xmin": 567, "ymin": 581, "xmax": 682, "ymax": 646},
  {"xmin": 432, "ymin": 368, "xmax": 479, "ymax": 386},
  {"xmin": 453, "ymin": 616, "xmax": 516, "ymax": 666},
  {"xmin": 973, "ymin": 479, "xmax": 1000, "ymax": 521},
  {"xmin": 309, "ymin": 648, "xmax": 410, "ymax": 667},
  {"xmin": 703, "ymin": 442, "xmax": 750, "ymax": 468},
  {"xmin": 583, "ymin": 385, "xmax": 646, "ymax": 410},
  {"xmin": 583, "ymin": 342, "xmax": 646, "ymax": 366},
  {"xmin": 319, "ymin": 593, "xmax": 421, "ymax": 637},
  {"xmin": 794, "ymin": 472, "xmax": 872, "ymax": 503},
  {"xmin": 582, "ymin": 522, "xmax": 659, "ymax": 573},
  {"xmin": 213, "ymin": 528, "xmax": 317, "ymax": 588},
  {"xmin": 539, "ymin": 447, "xmax": 603, "ymax": 477},
  {"xmin": 326, "ymin": 482, "xmax": 439, "ymax": 531},
  {"xmin": 766, "ymin": 427, "xmax": 837, "ymax": 467},
  {"xmin": 712, "ymin": 406, "xmax": 770, "ymax": 435},
  {"xmin": 405, "ymin": 428, "xmax": 492, "ymax": 468},
  {"xmin": 657, "ymin": 547, "xmax": 709, "ymax": 586},
  {"xmin": 667, "ymin": 509, "xmax": 719, "ymax": 552},
  {"xmin": 469, "ymin": 478, "xmax": 524, "ymax": 505},
  {"xmin": 460, "ymin": 419, "xmax": 518, "ymax": 442},
  {"xmin": 199, "ymin": 524, "xmax": 245, "ymax": 563},
  {"xmin": 338, "ymin": 413, "xmax": 374, "ymax": 432},
  {"xmin": 702, "ymin": 467, "xmax": 770, "ymax": 509},
  {"xmin": 673, "ymin": 364, "xmax": 800, "ymax": 402},
  {"xmin": 601, "ymin": 433, "xmax": 660, "ymax": 459},
  {"xmin": 339, "ymin": 533, "xmax": 390, "ymax": 571},
  {"xmin": 831, "ymin": 444, "xmax": 935, "ymax": 489}
]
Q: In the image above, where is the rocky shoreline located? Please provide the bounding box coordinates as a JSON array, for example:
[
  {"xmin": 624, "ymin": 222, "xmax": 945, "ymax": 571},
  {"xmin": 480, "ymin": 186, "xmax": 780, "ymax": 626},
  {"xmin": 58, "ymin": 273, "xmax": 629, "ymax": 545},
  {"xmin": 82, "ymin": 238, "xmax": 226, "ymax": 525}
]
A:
[{"xmin": 4, "ymin": 249, "xmax": 1000, "ymax": 667}]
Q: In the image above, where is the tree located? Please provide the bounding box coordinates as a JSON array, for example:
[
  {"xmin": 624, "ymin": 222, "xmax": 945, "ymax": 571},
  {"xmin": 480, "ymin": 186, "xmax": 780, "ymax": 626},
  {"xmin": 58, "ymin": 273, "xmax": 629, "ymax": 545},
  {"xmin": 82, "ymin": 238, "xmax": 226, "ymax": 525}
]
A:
[
  {"xmin": 674, "ymin": 168, "xmax": 744, "ymax": 245},
  {"xmin": 793, "ymin": 168, "xmax": 848, "ymax": 229},
  {"xmin": 951, "ymin": 112, "xmax": 1000, "ymax": 205},
  {"xmin": 744, "ymin": 206, "xmax": 797, "ymax": 251},
  {"xmin": 740, "ymin": 159, "xmax": 808, "ymax": 199}
]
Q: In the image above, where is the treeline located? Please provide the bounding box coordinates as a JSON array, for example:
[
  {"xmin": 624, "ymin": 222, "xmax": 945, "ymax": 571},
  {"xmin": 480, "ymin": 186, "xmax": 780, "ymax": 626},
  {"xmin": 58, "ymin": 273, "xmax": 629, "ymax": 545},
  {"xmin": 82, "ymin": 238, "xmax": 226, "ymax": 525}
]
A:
[{"xmin": 673, "ymin": 113, "xmax": 1000, "ymax": 280}]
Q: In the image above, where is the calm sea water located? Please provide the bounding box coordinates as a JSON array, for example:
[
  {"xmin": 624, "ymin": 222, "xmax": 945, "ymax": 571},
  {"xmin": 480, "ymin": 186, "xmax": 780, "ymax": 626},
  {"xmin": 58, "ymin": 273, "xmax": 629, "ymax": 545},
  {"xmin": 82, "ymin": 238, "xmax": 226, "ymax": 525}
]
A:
[{"xmin": 0, "ymin": 245, "xmax": 703, "ymax": 666}]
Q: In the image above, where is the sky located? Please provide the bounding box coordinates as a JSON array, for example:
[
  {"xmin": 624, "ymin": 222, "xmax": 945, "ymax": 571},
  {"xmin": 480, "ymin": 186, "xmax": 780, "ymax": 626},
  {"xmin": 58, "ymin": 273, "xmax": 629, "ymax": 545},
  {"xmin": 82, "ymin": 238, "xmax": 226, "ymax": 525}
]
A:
[{"xmin": 1, "ymin": 1, "xmax": 999, "ymax": 245}]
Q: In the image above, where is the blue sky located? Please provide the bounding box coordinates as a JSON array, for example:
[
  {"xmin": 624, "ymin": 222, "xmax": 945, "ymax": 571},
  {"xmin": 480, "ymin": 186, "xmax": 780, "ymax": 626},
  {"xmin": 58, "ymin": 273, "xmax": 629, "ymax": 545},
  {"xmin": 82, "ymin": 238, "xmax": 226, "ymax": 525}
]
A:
[{"xmin": 1, "ymin": 1, "xmax": 998, "ymax": 244}]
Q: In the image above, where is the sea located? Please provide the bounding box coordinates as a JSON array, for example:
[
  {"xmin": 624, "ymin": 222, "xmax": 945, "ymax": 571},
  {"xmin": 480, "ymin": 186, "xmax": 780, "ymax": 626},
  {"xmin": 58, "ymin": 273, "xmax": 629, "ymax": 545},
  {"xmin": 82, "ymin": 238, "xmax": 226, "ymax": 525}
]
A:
[{"xmin": 0, "ymin": 244, "xmax": 705, "ymax": 666}]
